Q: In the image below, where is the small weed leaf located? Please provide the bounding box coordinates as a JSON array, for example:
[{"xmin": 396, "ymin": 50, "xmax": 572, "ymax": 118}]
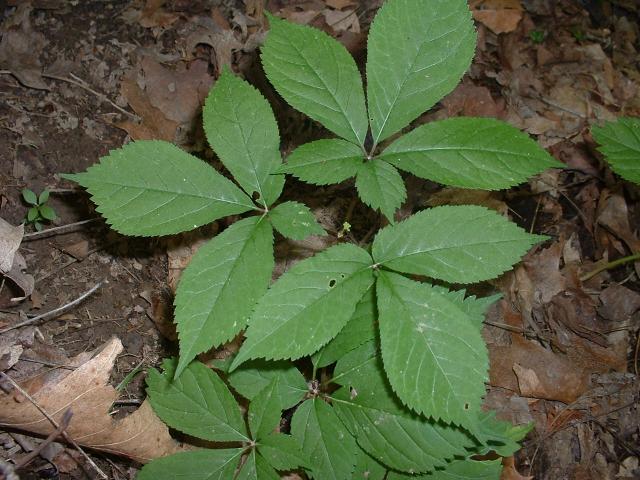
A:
[
  {"xmin": 592, "ymin": 117, "xmax": 640, "ymax": 185},
  {"xmin": 174, "ymin": 217, "xmax": 274, "ymax": 377},
  {"xmin": 227, "ymin": 359, "xmax": 307, "ymax": 409},
  {"xmin": 38, "ymin": 189, "xmax": 50, "ymax": 204},
  {"xmin": 22, "ymin": 188, "xmax": 38, "ymax": 205},
  {"xmin": 38, "ymin": 205, "xmax": 57, "ymax": 221},
  {"xmin": 355, "ymin": 159, "xmax": 407, "ymax": 222},
  {"xmin": 147, "ymin": 359, "xmax": 249, "ymax": 442},
  {"xmin": 248, "ymin": 378, "xmax": 282, "ymax": 441},
  {"xmin": 331, "ymin": 342, "xmax": 473, "ymax": 473},
  {"xmin": 380, "ymin": 117, "xmax": 562, "ymax": 190},
  {"xmin": 236, "ymin": 450, "xmax": 281, "ymax": 480},
  {"xmin": 262, "ymin": 14, "xmax": 368, "ymax": 148},
  {"xmin": 230, "ymin": 244, "xmax": 375, "ymax": 369},
  {"xmin": 366, "ymin": 0, "xmax": 476, "ymax": 145},
  {"xmin": 203, "ymin": 69, "xmax": 284, "ymax": 207},
  {"xmin": 312, "ymin": 287, "xmax": 377, "ymax": 369},
  {"xmin": 376, "ymin": 271, "xmax": 488, "ymax": 429},
  {"xmin": 386, "ymin": 458, "xmax": 503, "ymax": 479},
  {"xmin": 292, "ymin": 399, "xmax": 358, "ymax": 479},
  {"xmin": 277, "ymin": 139, "xmax": 364, "ymax": 186},
  {"xmin": 62, "ymin": 141, "xmax": 255, "ymax": 236},
  {"xmin": 138, "ymin": 449, "xmax": 243, "ymax": 480},
  {"xmin": 268, "ymin": 201, "xmax": 326, "ymax": 240},
  {"xmin": 372, "ymin": 205, "xmax": 546, "ymax": 284}
]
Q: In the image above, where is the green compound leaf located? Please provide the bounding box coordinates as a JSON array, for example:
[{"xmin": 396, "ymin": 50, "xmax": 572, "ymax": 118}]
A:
[
  {"xmin": 248, "ymin": 378, "xmax": 282, "ymax": 440},
  {"xmin": 592, "ymin": 117, "xmax": 640, "ymax": 185},
  {"xmin": 63, "ymin": 141, "xmax": 254, "ymax": 236},
  {"xmin": 146, "ymin": 359, "xmax": 249, "ymax": 442},
  {"xmin": 22, "ymin": 188, "xmax": 37, "ymax": 206},
  {"xmin": 331, "ymin": 343, "xmax": 473, "ymax": 474},
  {"xmin": 312, "ymin": 287, "xmax": 377, "ymax": 369},
  {"xmin": 237, "ymin": 450, "xmax": 281, "ymax": 480},
  {"xmin": 372, "ymin": 205, "xmax": 546, "ymax": 284},
  {"xmin": 367, "ymin": 0, "xmax": 476, "ymax": 144},
  {"xmin": 269, "ymin": 201, "xmax": 326, "ymax": 240},
  {"xmin": 386, "ymin": 459, "xmax": 503, "ymax": 479},
  {"xmin": 376, "ymin": 272, "xmax": 489, "ymax": 428},
  {"xmin": 258, "ymin": 433, "xmax": 310, "ymax": 471},
  {"xmin": 175, "ymin": 217, "xmax": 274, "ymax": 377},
  {"xmin": 204, "ymin": 69, "xmax": 284, "ymax": 207},
  {"xmin": 352, "ymin": 448, "xmax": 387, "ymax": 480},
  {"xmin": 138, "ymin": 449, "xmax": 243, "ymax": 480},
  {"xmin": 292, "ymin": 399, "xmax": 358, "ymax": 479},
  {"xmin": 228, "ymin": 359, "xmax": 307, "ymax": 409},
  {"xmin": 473, "ymin": 411, "xmax": 533, "ymax": 457},
  {"xmin": 262, "ymin": 15, "xmax": 368, "ymax": 147},
  {"xmin": 380, "ymin": 117, "xmax": 561, "ymax": 190},
  {"xmin": 278, "ymin": 139, "xmax": 364, "ymax": 185},
  {"xmin": 355, "ymin": 160, "xmax": 406, "ymax": 222},
  {"xmin": 230, "ymin": 244, "xmax": 375, "ymax": 369}
]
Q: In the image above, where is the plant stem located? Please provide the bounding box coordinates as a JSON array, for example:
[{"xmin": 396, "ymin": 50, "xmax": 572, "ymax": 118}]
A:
[{"xmin": 580, "ymin": 252, "xmax": 640, "ymax": 282}]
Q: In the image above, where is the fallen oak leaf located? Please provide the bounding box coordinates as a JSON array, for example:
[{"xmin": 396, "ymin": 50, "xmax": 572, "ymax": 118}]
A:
[{"xmin": 0, "ymin": 337, "xmax": 185, "ymax": 463}]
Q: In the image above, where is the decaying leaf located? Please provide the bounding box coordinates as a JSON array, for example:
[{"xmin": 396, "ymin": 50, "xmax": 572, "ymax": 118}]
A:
[
  {"xmin": 0, "ymin": 338, "xmax": 184, "ymax": 463},
  {"xmin": 471, "ymin": 0, "xmax": 523, "ymax": 35},
  {"xmin": 0, "ymin": 217, "xmax": 23, "ymax": 274}
]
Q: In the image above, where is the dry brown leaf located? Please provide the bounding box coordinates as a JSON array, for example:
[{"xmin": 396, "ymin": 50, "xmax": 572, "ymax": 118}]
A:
[
  {"xmin": 0, "ymin": 217, "xmax": 23, "ymax": 274},
  {"xmin": 139, "ymin": 0, "xmax": 180, "ymax": 28},
  {"xmin": 442, "ymin": 82, "xmax": 504, "ymax": 118},
  {"xmin": 472, "ymin": 0, "xmax": 523, "ymax": 35},
  {"xmin": 501, "ymin": 456, "xmax": 533, "ymax": 480},
  {"xmin": 426, "ymin": 188, "xmax": 508, "ymax": 215},
  {"xmin": 323, "ymin": 9, "xmax": 360, "ymax": 33},
  {"xmin": 0, "ymin": 338, "xmax": 184, "ymax": 463},
  {"xmin": 325, "ymin": 0, "xmax": 356, "ymax": 9}
]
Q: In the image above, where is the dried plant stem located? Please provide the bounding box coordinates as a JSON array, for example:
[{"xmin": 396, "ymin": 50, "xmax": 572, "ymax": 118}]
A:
[
  {"xmin": 580, "ymin": 252, "xmax": 640, "ymax": 282},
  {"xmin": 0, "ymin": 281, "xmax": 104, "ymax": 334},
  {"xmin": 22, "ymin": 218, "xmax": 100, "ymax": 241},
  {"xmin": 0, "ymin": 373, "xmax": 108, "ymax": 479}
]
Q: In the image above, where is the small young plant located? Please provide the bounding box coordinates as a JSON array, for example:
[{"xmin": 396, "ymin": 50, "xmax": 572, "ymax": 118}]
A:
[
  {"xmin": 529, "ymin": 30, "xmax": 545, "ymax": 44},
  {"xmin": 63, "ymin": 0, "xmax": 561, "ymax": 478},
  {"xmin": 22, "ymin": 188, "xmax": 56, "ymax": 231},
  {"xmin": 592, "ymin": 117, "xmax": 640, "ymax": 185}
]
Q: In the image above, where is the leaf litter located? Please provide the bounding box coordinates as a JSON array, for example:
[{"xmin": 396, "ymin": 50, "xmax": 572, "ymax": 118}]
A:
[{"xmin": 1, "ymin": 0, "xmax": 640, "ymax": 478}]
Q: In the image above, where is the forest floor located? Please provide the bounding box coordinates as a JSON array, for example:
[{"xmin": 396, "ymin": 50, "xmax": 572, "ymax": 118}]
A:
[{"xmin": 0, "ymin": 0, "xmax": 639, "ymax": 479}]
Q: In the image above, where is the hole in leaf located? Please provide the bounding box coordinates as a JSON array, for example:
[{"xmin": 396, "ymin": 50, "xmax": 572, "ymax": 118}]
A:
[
  {"xmin": 252, "ymin": 191, "xmax": 261, "ymax": 201},
  {"xmin": 328, "ymin": 279, "xmax": 336, "ymax": 288},
  {"xmin": 464, "ymin": 403, "xmax": 469, "ymax": 410}
]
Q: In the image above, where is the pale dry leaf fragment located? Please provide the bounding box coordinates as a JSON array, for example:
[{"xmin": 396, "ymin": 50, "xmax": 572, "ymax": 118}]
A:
[
  {"xmin": 323, "ymin": 9, "xmax": 360, "ymax": 33},
  {"xmin": 0, "ymin": 338, "xmax": 184, "ymax": 463},
  {"xmin": 0, "ymin": 218, "xmax": 24, "ymax": 273},
  {"xmin": 472, "ymin": 0, "xmax": 523, "ymax": 34}
]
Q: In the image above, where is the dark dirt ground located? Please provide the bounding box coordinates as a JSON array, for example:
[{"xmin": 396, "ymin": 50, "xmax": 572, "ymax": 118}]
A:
[{"xmin": 0, "ymin": 0, "xmax": 639, "ymax": 479}]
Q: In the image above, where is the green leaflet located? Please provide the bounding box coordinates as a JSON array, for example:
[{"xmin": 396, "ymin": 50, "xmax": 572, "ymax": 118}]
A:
[
  {"xmin": 174, "ymin": 217, "xmax": 274, "ymax": 377},
  {"xmin": 366, "ymin": 0, "xmax": 476, "ymax": 145},
  {"xmin": 355, "ymin": 160, "xmax": 407, "ymax": 222},
  {"xmin": 261, "ymin": 15, "xmax": 368, "ymax": 147},
  {"xmin": 227, "ymin": 359, "xmax": 307, "ymax": 409},
  {"xmin": 269, "ymin": 201, "xmax": 326, "ymax": 240},
  {"xmin": 331, "ymin": 342, "xmax": 473, "ymax": 473},
  {"xmin": 203, "ymin": 69, "xmax": 284, "ymax": 207},
  {"xmin": 372, "ymin": 205, "xmax": 545, "ymax": 284},
  {"xmin": 376, "ymin": 272, "xmax": 488, "ymax": 428},
  {"xmin": 230, "ymin": 244, "xmax": 375, "ymax": 369},
  {"xmin": 592, "ymin": 117, "xmax": 640, "ymax": 185},
  {"xmin": 474, "ymin": 411, "xmax": 533, "ymax": 457},
  {"xmin": 146, "ymin": 359, "xmax": 249, "ymax": 442},
  {"xmin": 313, "ymin": 287, "xmax": 377, "ymax": 369},
  {"xmin": 352, "ymin": 447, "xmax": 387, "ymax": 480},
  {"xmin": 292, "ymin": 399, "xmax": 358, "ymax": 479},
  {"xmin": 258, "ymin": 433, "xmax": 310, "ymax": 471},
  {"xmin": 248, "ymin": 378, "xmax": 282, "ymax": 440},
  {"xmin": 237, "ymin": 450, "xmax": 281, "ymax": 480},
  {"xmin": 278, "ymin": 139, "xmax": 364, "ymax": 185},
  {"xmin": 386, "ymin": 459, "xmax": 503, "ymax": 479},
  {"xmin": 137, "ymin": 449, "xmax": 243, "ymax": 480},
  {"xmin": 63, "ymin": 141, "xmax": 254, "ymax": 236},
  {"xmin": 380, "ymin": 117, "xmax": 561, "ymax": 190}
]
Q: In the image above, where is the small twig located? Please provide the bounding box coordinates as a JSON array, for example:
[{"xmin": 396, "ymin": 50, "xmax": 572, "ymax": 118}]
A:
[
  {"xmin": 18, "ymin": 356, "xmax": 76, "ymax": 370},
  {"xmin": 580, "ymin": 252, "xmax": 640, "ymax": 282},
  {"xmin": 0, "ymin": 372, "xmax": 108, "ymax": 479},
  {"xmin": 23, "ymin": 219, "xmax": 100, "ymax": 241},
  {"xmin": 0, "ymin": 281, "xmax": 104, "ymax": 334},
  {"xmin": 41, "ymin": 73, "xmax": 138, "ymax": 120},
  {"xmin": 15, "ymin": 409, "xmax": 72, "ymax": 469},
  {"xmin": 634, "ymin": 330, "xmax": 639, "ymax": 377}
]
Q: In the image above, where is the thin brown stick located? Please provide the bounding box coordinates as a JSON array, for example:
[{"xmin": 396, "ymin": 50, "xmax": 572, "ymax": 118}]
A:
[
  {"xmin": 41, "ymin": 73, "xmax": 138, "ymax": 120},
  {"xmin": 0, "ymin": 372, "xmax": 108, "ymax": 479},
  {"xmin": 22, "ymin": 219, "xmax": 100, "ymax": 241},
  {"xmin": 15, "ymin": 409, "xmax": 72, "ymax": 469},
  {"xmin": 0, "ymin": 281, "xmax": 104, "ymax": 334}
]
